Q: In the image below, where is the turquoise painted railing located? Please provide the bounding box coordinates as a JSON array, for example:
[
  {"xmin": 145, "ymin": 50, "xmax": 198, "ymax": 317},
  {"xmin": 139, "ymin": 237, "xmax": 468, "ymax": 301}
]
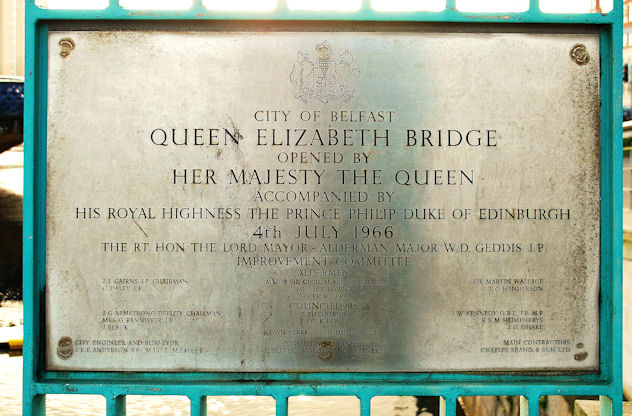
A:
[{"xmin": 23, "ymin": 1, "xmax": 623, "ymax": 415}]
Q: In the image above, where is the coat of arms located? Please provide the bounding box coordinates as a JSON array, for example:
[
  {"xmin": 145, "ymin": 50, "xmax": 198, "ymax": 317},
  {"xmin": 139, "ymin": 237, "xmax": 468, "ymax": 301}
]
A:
[{"xmin": 290, "ymin": 41, "xmax": 361, "ymax": 103}]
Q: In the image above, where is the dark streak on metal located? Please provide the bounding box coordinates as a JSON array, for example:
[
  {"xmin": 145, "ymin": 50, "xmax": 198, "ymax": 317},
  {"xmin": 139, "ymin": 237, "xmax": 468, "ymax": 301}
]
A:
[
  {"xmin": 465, "ymin": 15, "xmax": 512, "ymax": 21},
  {"xmin": 129, "ymin": 11, "xmax": 159, "ymax": 17},
  {"xmin": 132, "ymin": 219, "xmax": 149, "ymax": 238}
]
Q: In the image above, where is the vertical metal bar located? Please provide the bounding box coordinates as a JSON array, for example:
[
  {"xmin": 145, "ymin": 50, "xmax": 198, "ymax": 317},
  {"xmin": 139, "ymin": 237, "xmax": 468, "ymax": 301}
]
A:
[
  {"xmin": 108, "ymin": 0, "xmax": 118, "ymax": 8},
  {"xmin": 359, "ymin": 395, "xmax": 371, "ymax": 416},
  {"xmin": 613, "ymin": 1, "xmax": 625, "ymax": 414},
  {"xmin": 23, "ymin": 6, "xmax": 47, "ymax": 416},
  {"xmin": 528, "ymin": 0, "xmax": 539, "ymax": 12},
  {"xmin": 275, "ymin": 395, "xmax": 288, "ymax": 416},
  {"xmin": 527, "ymin": 396, "xmax": 539, "ymax": 416},
  {"xmin": 23, "ymin": 394, "xmax": 46, "ymax": 416},
  {"xmin": 599, "ymin": 11, "xmax": 615, "ymax": 389},
  {"xmin": 440, "ymin": 396, "xmax": 456, "ymax": 416},
  {"xmin": 190, "ymin": 395, "xmax": 207, "ymax": 416},
  {"xmin": 105, "ymin": 395, "xmax": 126, "ymax": 416},
  {"xmin": 360, "ymin": 0, "xmax": 370, "ymax": 12},
  {"xmin": 22, "ymin": 10, "xmax": 36, "ymax": 416},
  {"xmin": 445, "ymin": 0, "xmax": 456, "ymax": 10},
  {"xmin": 603, "ymin": 0, "xmax": 624, "ymax": 412}
]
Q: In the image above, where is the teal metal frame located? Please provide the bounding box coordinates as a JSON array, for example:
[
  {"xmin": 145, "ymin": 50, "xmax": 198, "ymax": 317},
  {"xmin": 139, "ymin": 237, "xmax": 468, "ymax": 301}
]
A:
[{"xmin": 23, "ymin": 1, "xmax": 623, "ymax": 415}]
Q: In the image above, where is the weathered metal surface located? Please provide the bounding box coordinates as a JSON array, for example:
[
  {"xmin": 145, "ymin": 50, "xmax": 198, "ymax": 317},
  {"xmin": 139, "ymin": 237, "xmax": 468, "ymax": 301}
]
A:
[{"xmin": 44, "ymin": 29, "xmax": 601, "ymax": 372}]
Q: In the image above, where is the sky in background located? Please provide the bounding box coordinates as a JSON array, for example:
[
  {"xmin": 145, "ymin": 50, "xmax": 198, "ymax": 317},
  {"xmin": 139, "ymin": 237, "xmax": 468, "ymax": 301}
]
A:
[{"xmin": 41, "ymin": 0, "xmax": 615, "ymax": 13}]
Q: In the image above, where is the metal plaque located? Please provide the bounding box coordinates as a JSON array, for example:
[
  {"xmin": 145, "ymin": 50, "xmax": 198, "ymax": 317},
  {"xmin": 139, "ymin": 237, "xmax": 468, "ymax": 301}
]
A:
[{"xmin": 45, "ymin": 28, "xmax": 601, "ymax": 372}]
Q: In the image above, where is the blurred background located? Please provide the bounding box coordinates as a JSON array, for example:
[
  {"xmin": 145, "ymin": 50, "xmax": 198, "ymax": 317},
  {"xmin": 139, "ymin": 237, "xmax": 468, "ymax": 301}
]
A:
[{"xmin": 0, "ymin": 0, "xmax": 625, "ymax": 415}]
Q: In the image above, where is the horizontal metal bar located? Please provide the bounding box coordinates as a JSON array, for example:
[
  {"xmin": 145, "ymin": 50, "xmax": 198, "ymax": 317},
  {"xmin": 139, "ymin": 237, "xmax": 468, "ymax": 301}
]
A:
[
  {"xmin": 39, "ymin": 367, "xmax": 611, "ymax": 383},
  {"xmin": 36, "ymin": 372, "xmax": 613, "ymax": 387},
  {"xmin": 25, "ymin": 2, "xmax": 616, "ymax": 25},
  {"xmin": 29, "ymin": 381, "xmax": 618, "ymax": 398}
]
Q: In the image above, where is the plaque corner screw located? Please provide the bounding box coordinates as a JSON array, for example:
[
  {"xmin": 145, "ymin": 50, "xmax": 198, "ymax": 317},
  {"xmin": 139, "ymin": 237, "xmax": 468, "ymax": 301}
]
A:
[
  {"xmin": 56, "ymin": 336, "xmax": 74, "ymax": 359},
  {"xmin": 570, "ymin": 44, "xmax": 590, "ymax": 65},
  {"xmin": 59, "ymin": 38, "xmax": 75, "ymax": 58}
]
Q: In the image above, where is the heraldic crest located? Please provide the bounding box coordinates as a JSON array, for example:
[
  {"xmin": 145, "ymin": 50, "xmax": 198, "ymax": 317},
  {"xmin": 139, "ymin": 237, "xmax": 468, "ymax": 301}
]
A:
[{"xmin": 290, "ymin": 41, "xmax": 361, "ymax": 103}]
